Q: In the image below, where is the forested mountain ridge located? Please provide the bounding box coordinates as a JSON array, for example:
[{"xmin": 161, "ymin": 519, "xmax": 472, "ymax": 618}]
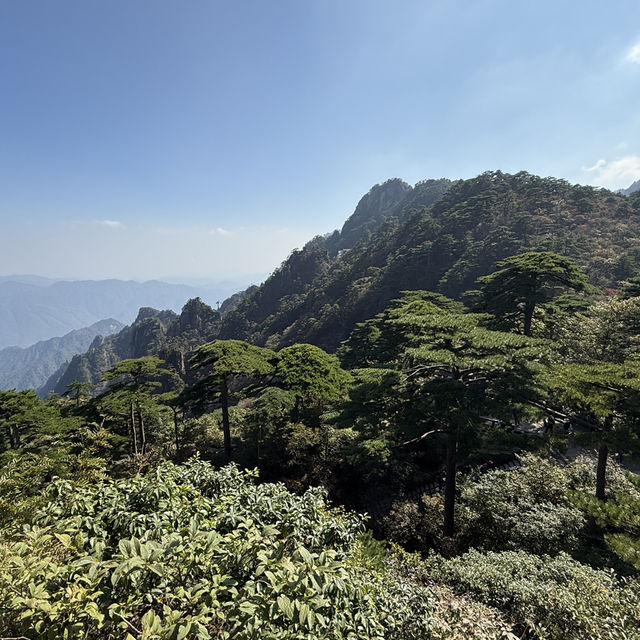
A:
[
  {"xmin": 220, "ymin": 177, "xmax": 454, "ymax": 344},
  {"xmin": 44, "ymin": 171, "xmax": 640, "ymax": 389},
  {"xmin": 42, "ymin": 299, "xmax": 221, "ymax": 396},
  {"xmin": 221, "ymin": 171, "xmax": 640, "ymax": 351},
  {"xmin": 0, "ymin": 318, "xmax": 123, "ymax": 392}
]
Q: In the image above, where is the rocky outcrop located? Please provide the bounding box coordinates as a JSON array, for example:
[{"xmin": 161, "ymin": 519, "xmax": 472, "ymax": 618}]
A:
[
  {"xmin": 621, "ymin": 179, "xmax": 640, "ymax": 196},
  {"xmin": 42, "ymin": 299, "xmax": 222, "ymax": 396}
]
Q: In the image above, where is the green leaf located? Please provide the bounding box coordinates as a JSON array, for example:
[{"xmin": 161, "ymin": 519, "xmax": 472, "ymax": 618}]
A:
[{"xmin": 277, "ymin": 594, "xmax": 294, "ymax": 620}]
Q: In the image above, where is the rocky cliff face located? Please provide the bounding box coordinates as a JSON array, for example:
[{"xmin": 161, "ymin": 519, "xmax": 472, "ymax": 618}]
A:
[
  {"xmin": 42, "ymin": 299, "xmax": 222, "ymax": 396},
  {"xmin": 326, "ymin": 178, "xmax": 452, "ymax": 255},
  {"xmin": 335, "ymin": 178, "xmax": 412, "ymax": 251}
]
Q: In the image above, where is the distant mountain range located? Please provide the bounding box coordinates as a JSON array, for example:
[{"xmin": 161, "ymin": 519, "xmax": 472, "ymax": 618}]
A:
[
  {"xmin": 0, "ymin": 319, "xmax": 123, "ymax": 391},
  {"xmin": 0, "ymin": 277, "xmax": 246, "ymax": 349}
]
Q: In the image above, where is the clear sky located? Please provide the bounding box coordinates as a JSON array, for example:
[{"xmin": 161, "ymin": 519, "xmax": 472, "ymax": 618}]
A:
[{"xmin": 2, "ymin": 0, "xmax": 640, "ymax": 281}]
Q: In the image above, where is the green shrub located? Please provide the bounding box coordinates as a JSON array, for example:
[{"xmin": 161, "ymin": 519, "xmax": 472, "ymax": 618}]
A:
[
  {"xmin": 381, "ymin": 456, "xmax": 586, "ymax": 556},
  {"xmin": 428, "ymin": 549, "xmax": 640, "ymax": 640},
  {"xmin": 459, "ymin": 458, "xmax": 585, "ymax": 555},
  {"xmin": 0, "ymin": 459, "xmax": 516, "ymax": 639},
  {"xmin": 565, "ymin": 454, "xmax": 640, "ymax": 499}
]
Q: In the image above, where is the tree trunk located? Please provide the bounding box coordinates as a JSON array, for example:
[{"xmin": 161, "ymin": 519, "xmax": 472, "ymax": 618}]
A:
[
  {"xmin": 130, "ymin": 402, "xmax": 138, "ymax": 455},
  {"xmin": 293, "ymin": 395, "xmax": 302, "ymax": 422},
  {"xmin": 138, "ymin": 409, "xmax": 146, "ymax": 455},
  {"xmin": 173, "ymin": 408, "xmax": 180, "ymax": 459},
  {"xmin": 8, "ymin": 424, "xmax": 20, "ymax": 449},
  {"xmin": 523, "ymin": 301, "xmax": 535, "ymax": 337},
  {"xmin": 221, "ymin": 375, "xmax": 232, "ymax": 460},
  {"xmin": 596, "ymin": 441, "xmax": 608, "ymax": 500},
  {"xmin": 443, "ymin": 428, "xmax": 458, "ymax": 537}
]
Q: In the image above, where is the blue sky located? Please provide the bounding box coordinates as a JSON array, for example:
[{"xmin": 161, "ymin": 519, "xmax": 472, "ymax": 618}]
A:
[{"xmin": 2, "ymin": 1, "xmax": 640, "ymax": 281}]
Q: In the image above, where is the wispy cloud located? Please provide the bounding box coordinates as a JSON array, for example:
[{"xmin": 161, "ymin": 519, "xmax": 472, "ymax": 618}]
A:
[
  {"xmin": 584, "ymin": 155, "xmax": 640, "ymax": 190},
  {"xmin": 209, "ymin": 227, "xmax": 234, "ymax": 236},
  {"xmin": 625, "ymin": 41, "xmax": 640, "ymax": 64},
  {"xmin": 97, "ymin": 219, "xmax": 124, "ymax": 229}
]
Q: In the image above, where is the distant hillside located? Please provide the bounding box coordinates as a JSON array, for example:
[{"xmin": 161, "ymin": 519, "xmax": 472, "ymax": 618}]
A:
[
  {"xmin": 221, "ymin": 171, "xmax": 640, "ymax": 351},
  {"xmin": 0, "ymin": 278, "xmax": 222, "ymax": 349},
  {"xmin": 621, "ymin": 179, "xmax": 640, "ymax": 196},
  {"xmin": 0, "ymin": 319, "xmax": 123, "ymax": 392},
  {"xmin": 44, "ymin": 298, "xmax": 221, "ymax": 396}
]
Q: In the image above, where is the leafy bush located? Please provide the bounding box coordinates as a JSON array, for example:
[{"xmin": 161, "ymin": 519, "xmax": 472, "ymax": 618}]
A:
[
  {"xmin": 458, "ymin": 457, "xmax": 585, "ymax": 555},
  {"xmin": 380, "ymin": 494, "xmax": 451, "ymax": 554},
  {"xmin": 565, "ymin": 453, "xmax": 640, "ymax": 499},
  {"xmin": 380, "ymin": 456, "xmax": 586, "ymax": 556},
  {"xmin": 0, "ymin": 459, "xmax": 515, "ymax": 639},
  {"xmin": 428, "ymin": 549, "xmax": 640, "ymax": 640}
]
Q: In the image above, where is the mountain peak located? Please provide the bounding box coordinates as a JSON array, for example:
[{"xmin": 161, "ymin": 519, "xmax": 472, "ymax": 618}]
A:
[{"xmin": 620, "ymin": 179, "xmax": 640, "ymax": 196}]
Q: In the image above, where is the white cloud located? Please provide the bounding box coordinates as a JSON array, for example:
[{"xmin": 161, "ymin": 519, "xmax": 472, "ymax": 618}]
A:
[
  {"xmin": 97, "ymin": 219, "xmax": 124, "ymax": 229},
  {"xmin": 584, "ymin": 155, "xmax": 640, "ymax": 190},
  {"xmin": 209, "ymin": 227, "xmax": 234, "ymax": 236},
  {"xmin": 626, "ymin": 42, "xmax": 640, "ymax": 64}
]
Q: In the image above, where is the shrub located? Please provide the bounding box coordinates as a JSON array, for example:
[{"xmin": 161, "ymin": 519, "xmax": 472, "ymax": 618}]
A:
[
  {"xmin": 428, "ymin": 549, "xmax": 640, "ymax": 640},
  {"xmin": 0, "ymin": 459, "xmax": 516, "ymax": 639},
  {"xmin": 381, "ymin": 456, "xmax": 586, "ymax": 556},
  {"xmin": 459, "ymin": 458, "xmax": 585, "ymax": 555}
]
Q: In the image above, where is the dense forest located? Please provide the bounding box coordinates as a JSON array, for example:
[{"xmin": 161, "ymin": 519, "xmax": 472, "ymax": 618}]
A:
[{"xmin": 2, "ymin": 172, "xmax": 640, "ymax": 639}]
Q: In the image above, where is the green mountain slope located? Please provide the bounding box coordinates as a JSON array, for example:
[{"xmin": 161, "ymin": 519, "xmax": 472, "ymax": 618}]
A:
[
  {"xmin": 221, "ymin": 171, "xmax": 640, "ymax": 351},
  {"xmin": 220, "ymin": 177, "xmax": 453, "ymax": 345},
  {"xmin": 47, "ymin": 171, "xmax": 640, "ymax": 387}
]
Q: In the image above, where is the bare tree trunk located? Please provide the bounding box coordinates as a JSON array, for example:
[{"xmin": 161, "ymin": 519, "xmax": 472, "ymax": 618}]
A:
[
  {"xmin": 173, "ymin": 407, "xmax": 180, "ymax": 459},
  {"xmin": 221, "ymin": 375, "xmax": 232, "ymax": 460},
  {"xmin": 130, "ymin": 402, "xmax": 138, "ymax": 455},
  {"xmin": 138, "ymin": 409, "xmax": 146, "ymax": 455},
  {"xmin": 293, "ymin": 395, "xmax": 302, "ymax": 422},
  {"xmin": 523, "ymin": 301, "xmax": 535, "ymax": 337},
  {"xmin": 596, "ymin": 441, "xmax": 608, "ymax": 501},
  {"xmin": 443, "ymin": 428, "xmax": 458, "ymax": 537},
  {"xmin": 8, "ymin": 424, "xmax": 20, "ymax": 448}
]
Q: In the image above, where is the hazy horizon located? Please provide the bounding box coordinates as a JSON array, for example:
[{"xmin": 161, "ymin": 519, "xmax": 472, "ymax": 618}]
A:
[{"xmin": 0, "ymin": 272, "xmax": 268, "ymax": 288}]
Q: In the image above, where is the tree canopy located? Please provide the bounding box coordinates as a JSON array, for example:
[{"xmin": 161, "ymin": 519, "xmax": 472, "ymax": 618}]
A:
[
  {"xmin": 191, "ymin": 340, "xmax": 276, "ymax": 458},
  {"xmin": 475, "ymin": 251, "xmax": 596, "ymax": 336}
]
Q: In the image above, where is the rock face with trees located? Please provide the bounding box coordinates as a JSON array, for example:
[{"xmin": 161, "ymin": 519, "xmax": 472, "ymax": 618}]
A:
[{"xmin": 220, "ymin": 171, "xmax": 640, "ymax": 351}]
